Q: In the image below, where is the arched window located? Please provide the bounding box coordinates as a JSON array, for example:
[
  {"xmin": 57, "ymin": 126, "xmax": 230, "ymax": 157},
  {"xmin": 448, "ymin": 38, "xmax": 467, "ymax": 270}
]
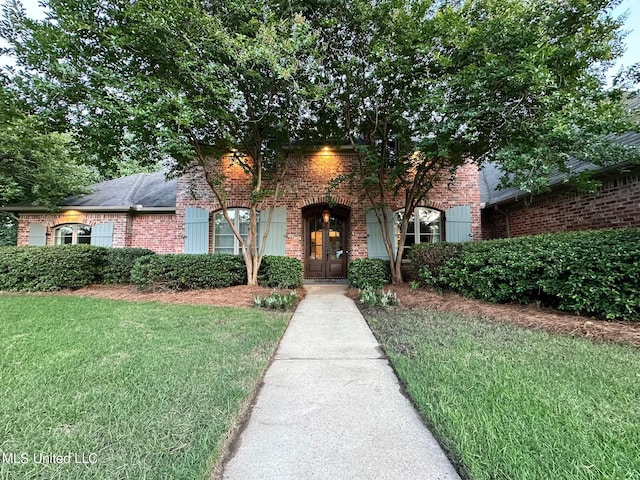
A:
[
  {"xmin": 395, "ymin": 207, "xmax": 441, "ymax": 256},
  {"xmin": 213, "ymin": 208, "xmax": 251, "ymax": 254},
  {"xmin": 53, "ymin": 224, "xmax": 92, "ymax": 245}
]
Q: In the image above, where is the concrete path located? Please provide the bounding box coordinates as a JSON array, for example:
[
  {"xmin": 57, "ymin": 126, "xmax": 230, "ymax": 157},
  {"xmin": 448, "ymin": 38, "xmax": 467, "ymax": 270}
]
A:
[{"xmin": 219, "ymin": 284, "xmax": 461, "ymax": 480}]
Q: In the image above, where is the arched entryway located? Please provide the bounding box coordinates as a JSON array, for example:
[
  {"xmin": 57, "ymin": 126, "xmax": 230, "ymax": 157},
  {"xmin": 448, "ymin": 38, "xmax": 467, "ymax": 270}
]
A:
[{"xmin": 302, "ymin": 204, "xmax": 350, "ymax": 279}]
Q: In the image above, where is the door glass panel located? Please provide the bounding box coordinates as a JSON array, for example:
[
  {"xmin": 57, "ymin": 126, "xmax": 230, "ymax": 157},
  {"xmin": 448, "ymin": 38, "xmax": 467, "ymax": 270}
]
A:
[
  {"xmin": 328, "ymin": 217, "xmax": 343, "ymax": 260},
  {"xmin": 309, "ymin": 218, "xmax": 323, "ymax": 259}
]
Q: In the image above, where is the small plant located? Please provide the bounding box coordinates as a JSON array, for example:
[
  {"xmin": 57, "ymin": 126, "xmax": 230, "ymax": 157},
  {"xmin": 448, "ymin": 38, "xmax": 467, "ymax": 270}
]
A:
[
  {"xmin": 254, "ymin": 291, "xmax": 298, "ymax": 310},
  {"xmin": 410, "ymin": 280, "xmax": 420, "ymax": 291},
  {"xmin": 359, "ymin": 286, "xmax": 399, "ymax": 307}
]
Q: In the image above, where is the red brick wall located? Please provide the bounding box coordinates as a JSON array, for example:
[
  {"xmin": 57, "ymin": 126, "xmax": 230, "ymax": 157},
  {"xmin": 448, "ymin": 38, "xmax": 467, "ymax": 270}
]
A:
[
  {"xmin": 177, "ymin": 152, "xmax": 484, "ymax": 259},
  {"xmin": 16, "ymin": 211, "xmax": 179, "ymax": 254},
  {"xmin": 481, "ymin": 171, "xmax": 640, "ymax": 238},
  {"xmin": 130, "ymin": 214, "xmax": 179, "ymax": 253},
  {"xmin": 17, "ymin": 212, "xmax": 130, "ymax": 247},
  {"xmin": 15, "ymin": 153, "xmax": 484, "ymax": 257}
]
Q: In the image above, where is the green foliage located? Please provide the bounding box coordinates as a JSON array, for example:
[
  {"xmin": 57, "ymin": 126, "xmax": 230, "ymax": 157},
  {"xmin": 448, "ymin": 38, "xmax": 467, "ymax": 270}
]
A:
[
  {"xmin": 301, "ymin": 0, "xmax": 639, "ymax": 283},
  {"xmin": 0, "ymin": 245, "xmax": 107, "ymax": 291},
  {"xmin": 130, "ymin": 254, "xmax": 247, "ymax": 291},
  {"xmin": 409, "ymin": 243, "xmax": 464, "ymax": 286},
  {"xmin": 254, "ymin": 291, "xmax": 298, "ymax": 310},
  {"xmin": 348, "ymin": 258, "xmax": 390, "ymax": 289},
  {"xmin": 102, "ymin": 248, "xmax": 156, "ymax": 284},
  {"xmin": 0, "ymin": 0, "xmax": 323, "ymax": 284},
  {"xmin": 0, "ymin": 82, "xmax": 97, "ymax": 208},
  {"xmin": 258, "ymin": 255, "xmax": 303, "ymax": 289},
  {"xmin": 436, "ymin": 229, "xmax": 640, "ymax": 321},
  {"xmin": 0, "ymin": 213, "xmax": 17, "ymax": 246},
  {"xmin": 358, "ymin": 287, "xmax": 399, "ymax": 308}
]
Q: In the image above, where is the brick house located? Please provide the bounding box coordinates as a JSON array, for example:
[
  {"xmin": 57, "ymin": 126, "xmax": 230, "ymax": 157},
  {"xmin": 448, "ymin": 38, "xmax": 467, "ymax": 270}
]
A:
[
  {"xmin": 4, "ymin": 148, "xmax": 481, "ymax": 280},
  {"xmin": 479, "ymin": 131, "xmax": 640, "ymax": 239},
  {"xmin": 5, "ymin": 136, "xmax": 638, "ymax": 280}
]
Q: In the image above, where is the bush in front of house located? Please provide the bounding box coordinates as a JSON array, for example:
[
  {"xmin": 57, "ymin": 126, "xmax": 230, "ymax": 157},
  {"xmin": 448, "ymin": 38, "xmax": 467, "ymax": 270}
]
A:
[
  {"xmin": 103, "ymin": 248, "xmax": 156, "ymax": 284},
  {"xmin": 409, "ymin": 242, "xmax": 464, "ymax": 286},
  {"xmin": 436, "ymin": 228, "xmax": 640, "ymax": 321},
  {"xmin": 258, "ymin": 256, "xmax": 303, "ymax": 289},
  {"xmin": 131, "ymin": 253, "xmax": 247, "ymax": 290},
  {"xmin": 0, "ymin": 245, "xmax": 107, "ymax": 291},
  {"xmin": 348, "ymin": 258, "xmax": 390, "ymax": 289}
]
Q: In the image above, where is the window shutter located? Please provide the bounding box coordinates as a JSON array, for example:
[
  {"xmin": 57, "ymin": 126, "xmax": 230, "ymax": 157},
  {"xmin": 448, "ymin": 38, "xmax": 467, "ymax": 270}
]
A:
[
  {"xmin": 366, "ymin": 209, "xmax": 395, "ymax": 259},
  {"xmin": 445, "ymin": 205, "xmax": 472, "ymax": 242},
  {"xmin": 259, "ymin": 207, "xmax": 286, "ymax": 256},
  {"xmin": 91, "ymin": 222, "xmax": 114, "ymax": 246},
  {"xmin": 28, "ymin": 223, "xmax": 46, "ymax": 246},
  {"xmin": 184, "ymin": 207, "xmax": 209, "ymax": 253}
]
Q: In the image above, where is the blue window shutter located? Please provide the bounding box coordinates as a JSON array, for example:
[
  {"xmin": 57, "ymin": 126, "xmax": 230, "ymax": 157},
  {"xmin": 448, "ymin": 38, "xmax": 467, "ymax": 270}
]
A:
[
  {"xmin": 259, "ymin": 207, "xmax": 286, "ymax": 256},
  {"xmin": 28, "ymin": 223, "xmax": 46, "ymax": 246},
  {"xmin": 91, "ymin": 222, "xmax": 114, "ymax": 246},
  {"xmin": 445, "ymin": 205, "xmax": 472, "ymax": 242},
  {"xmin": 366, "ymin": 209, "xmax": 395, "ymax": 259},
  {"xmin": 184, "ymin": 207, "xmax": 209, "ymax": 253}
]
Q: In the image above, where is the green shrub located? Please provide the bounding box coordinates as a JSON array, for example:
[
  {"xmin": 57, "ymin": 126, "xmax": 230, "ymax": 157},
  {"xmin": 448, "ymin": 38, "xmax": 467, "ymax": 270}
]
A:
[
  {"xmin": 103, "ymin": 248, "xmax": 156, "ymax": 284},
  {"xmin": 254, "ymin": 291, "xmax": 298, "ymax": 310},
  {"xmin": 409, "ymin": 242, "xmax": 464, "ymax": 285},
  {"xmin": 348, "ymin": 258, "xmax": 390, "ymax": 289},
  {"xmin": 437, "ymin": 229, "xmax": 640, "ymax": 321},
  {"xmin": 358, "ymin": 286, "xmax": 399, "ymax": 307},
  {"xmin": 131, "ymin": 254, "xmax": 247, "ymax": 290},
  {"xmin": 258, "ymin": 256, "xmax": 303, "ymax": 289},
  {"xmin": 0, "ymin": 245, "xmax": 107, "ymax": 291}
]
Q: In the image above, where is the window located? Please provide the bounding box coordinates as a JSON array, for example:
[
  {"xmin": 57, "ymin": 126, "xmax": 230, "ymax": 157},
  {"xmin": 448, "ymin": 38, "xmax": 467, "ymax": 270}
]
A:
[
  {"xmin": 213, "ymin": 208, "xmax": 251, "ymax": 254},
  {"xmin": 53, "ymin": 224, "xmax": 92, "ymax": 245},
  {"xmin": 395, "ymin": 207, "xmax": 441, "ymax": 257}
]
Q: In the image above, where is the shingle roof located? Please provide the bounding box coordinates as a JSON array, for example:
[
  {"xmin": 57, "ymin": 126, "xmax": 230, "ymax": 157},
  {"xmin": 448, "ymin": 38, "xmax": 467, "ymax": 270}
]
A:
[
  {"xmin": 0, "ymin": 172, "xmax": 177, "ymax": 212},
  {"xmin": 62, "ymin": 172, "xmax": 176, "ymax": 209},
  {"xmin": 480, "ymin": 131, "xmax": 640, "ymax": 207}
]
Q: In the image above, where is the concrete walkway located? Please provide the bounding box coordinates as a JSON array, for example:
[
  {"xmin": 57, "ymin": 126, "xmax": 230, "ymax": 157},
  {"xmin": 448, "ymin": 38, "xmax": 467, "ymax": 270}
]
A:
[{"xmin": 219, "ymin": 284, "xmax": 461, "ymax": 480}]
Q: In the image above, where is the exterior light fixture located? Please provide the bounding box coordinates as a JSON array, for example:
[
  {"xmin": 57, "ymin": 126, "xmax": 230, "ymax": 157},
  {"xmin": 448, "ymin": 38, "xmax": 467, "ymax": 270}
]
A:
[{"xmin": 322, "ymin": 209, "xmax": 331, "ymax": 224}]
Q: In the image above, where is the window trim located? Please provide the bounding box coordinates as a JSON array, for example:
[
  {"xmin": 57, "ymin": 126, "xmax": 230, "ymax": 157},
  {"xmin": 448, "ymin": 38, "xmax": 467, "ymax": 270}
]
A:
[
  {"xmin": 213, "ymin": 207, "xmax": 252, "ymax": 255},
  {"xmin": 395, "ymin": 206, "xmax": 442, "ymax": 255},
  {"xmin": 53, "ymin": 223, "xmax": 92, "ymax": 245}
]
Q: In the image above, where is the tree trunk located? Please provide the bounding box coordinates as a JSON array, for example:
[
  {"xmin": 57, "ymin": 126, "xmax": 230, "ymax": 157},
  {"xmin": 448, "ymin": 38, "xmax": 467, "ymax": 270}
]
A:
[{"xmin": 391, "ymin": 256, "xmax": 404, "ymax": 285}]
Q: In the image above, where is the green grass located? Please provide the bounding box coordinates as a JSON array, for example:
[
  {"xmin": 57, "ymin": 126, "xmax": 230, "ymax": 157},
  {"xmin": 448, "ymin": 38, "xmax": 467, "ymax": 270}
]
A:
[
  {"xmin": 0, "ymin": 295, "xmax": 289, "ymax": 480},
  {"xmin": 365, "ymin": 309, "xmax": 640, "ymax": 480}
]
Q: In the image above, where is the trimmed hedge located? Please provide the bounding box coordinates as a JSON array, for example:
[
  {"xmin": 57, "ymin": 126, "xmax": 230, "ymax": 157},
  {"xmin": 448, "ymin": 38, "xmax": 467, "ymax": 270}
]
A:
[
  {"xmin": 131, "ymin": 254, "xmax": 247, "ymax": 290},
  {"xmin": 409, "ymin": 242, "xmax": 464, "ymax": 285},
  {"xmin": 0, "ymin": 245, "xmax": 107, "ymax": 291},
  {"xmin": 348, "ymin": 258, "xmax": 390, "ymax": 289},
  {"xmin": 258, "ymin": 256, "xmax": 303, "ymax": 289},
  {"xmin": 103, "ymin": 248, "xmax": 156, "ymax": 284},
  {"xmin": 433, "ymin": 229, "xmax": 640, "ymax": 321}
]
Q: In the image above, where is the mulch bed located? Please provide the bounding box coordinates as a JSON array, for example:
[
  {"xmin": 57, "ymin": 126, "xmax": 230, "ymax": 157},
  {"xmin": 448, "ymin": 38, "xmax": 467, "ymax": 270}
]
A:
[
  {"xmin": 56, "ymin": 283, "xmax": 639, "ymax": 348},
  {"xmin": 380, "ymin": 284, "xmax": 640, "ymax": 348},
  {"xmin": 61, "ymin": 284, "xmax": 305, "ymax": 308}
]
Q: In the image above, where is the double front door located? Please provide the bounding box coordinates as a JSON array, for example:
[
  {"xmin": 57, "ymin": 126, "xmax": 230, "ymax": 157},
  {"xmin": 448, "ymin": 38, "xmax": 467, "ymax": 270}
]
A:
[{"xmin": 305, "ymin": 212, "xmax": 348, "ymax": 279}]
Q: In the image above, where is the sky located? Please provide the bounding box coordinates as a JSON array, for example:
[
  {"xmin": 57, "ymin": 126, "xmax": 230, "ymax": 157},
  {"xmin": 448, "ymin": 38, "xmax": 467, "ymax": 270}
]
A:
[{"xmin": 1, "ymin": 0, "xmax": 639, "ymax": 78}]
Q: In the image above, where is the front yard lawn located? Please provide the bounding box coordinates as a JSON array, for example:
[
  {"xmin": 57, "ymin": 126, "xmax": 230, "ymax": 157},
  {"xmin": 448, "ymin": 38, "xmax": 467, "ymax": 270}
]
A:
[
  {"xmin": 366, "ymin": 308, "xmax": 640, "ymax": 480},
  {"xmin": 0, "ymin": 295, "xmax": 289, "ymax": 479}
]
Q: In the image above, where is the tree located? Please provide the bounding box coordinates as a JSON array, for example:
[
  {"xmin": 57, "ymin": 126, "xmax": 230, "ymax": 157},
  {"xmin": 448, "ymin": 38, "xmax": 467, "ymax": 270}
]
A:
[
  {"xmin": 0, "ymin": 78, "xmax": 97, "ymax": 205},
  {"xmin": 304, "ymin": 0, "xmax": 639, "ymax": 283},
  {"xmin": 0, "ymin": 78, "xmax": 98, "ymax": 245},
  {"xmin": 1, "ymin": 0, "xmax": 321, "ymax": 284}
]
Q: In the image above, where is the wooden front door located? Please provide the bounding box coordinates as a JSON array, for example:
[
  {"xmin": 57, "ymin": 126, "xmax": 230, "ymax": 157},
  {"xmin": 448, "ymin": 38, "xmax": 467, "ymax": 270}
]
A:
[{"xmin": 305, "ymin": 212, "xmax": 348, "ymax": 279}]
